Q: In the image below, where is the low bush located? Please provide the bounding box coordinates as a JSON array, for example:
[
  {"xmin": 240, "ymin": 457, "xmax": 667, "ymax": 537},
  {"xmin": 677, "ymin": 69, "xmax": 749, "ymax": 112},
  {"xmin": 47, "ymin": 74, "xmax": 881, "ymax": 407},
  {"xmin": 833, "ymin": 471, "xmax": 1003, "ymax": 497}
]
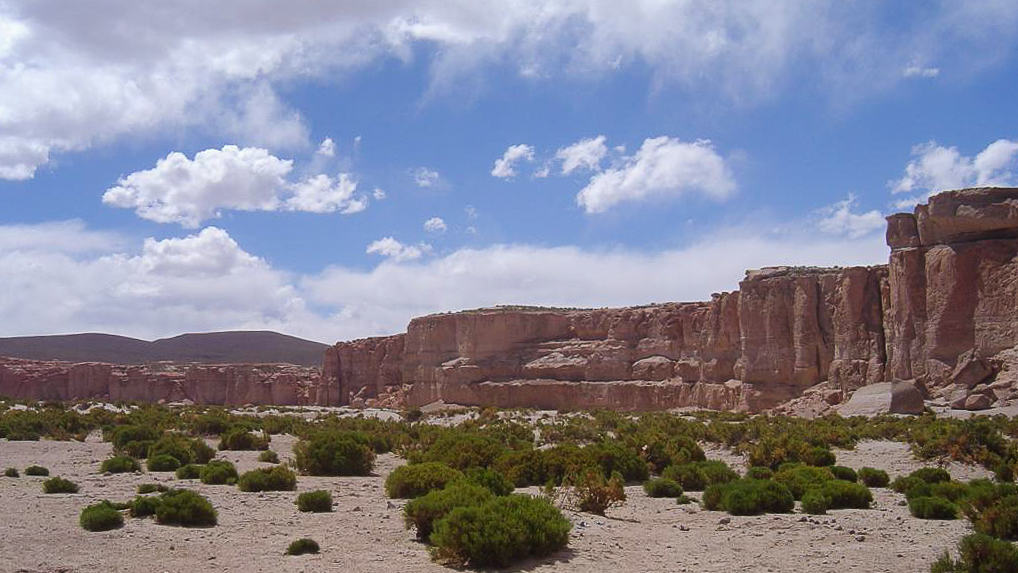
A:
[
  {"xmin": 702, "ymin": 483, "xmax": 725, "ymax": 510},
  {"xmin": 199, "ymin": 460, "xmax": 238, "ymax": 485},
  {"xmin": 296, "ymin": 490, "xmax": 333, "ymax": 512},
  {"xmin": 100, "ymin": 455, "xmax": 140, "ymax": 474},
  {"xmin": 745, "ymin": 466, "xmax": 773, "ymax": 480},
  {"xmin": 175, "ymin": 464, "xmax": 203, "ymax": 479},
  {"xmin": 4, "ymin": 467, "xmax": 18, "ymax": 477},
  {"xmin": 385, "ymin": 462, "xmax": 464, "ymax": 499},
  {"xmin": 974, "ymin": 496, "xmax": 1018, "ymax": 540},
  {"xmin": 910, "ymin": 467, "xmax": 952, "ymax": 485},
  {"xmin": 258, "ymin": 450, "xmax": 279, "ymax": 464},
  {"xmin": 42, "ymin": 476, "xmax": 79, "ymax": 493},
  {"xmin": 130, "ymin": 495, "xmax": 161, "ymax": 517},
  {"xmin": 662, "ymin": 460, "xmax": 738, "ymax": 491},
  {"xmin": 643, "ymin": 478, "xmax": 684, "ymax": 498},
  {"xmin": 802, "ymin": 489, "xmax": 830, "ymax": 515},
  {"xmin": 774, "ymin": 465, "xmax": 834, "ymax": 499},
  {"xmin": 464, "ymin": 467, "xmax": 515, "ymax": 496},
  {"xmin": 830, "ymin": 466, "xmax": 858, "ymax": 482},
  {"xmin": 404, "ymin": 482, "xmax": 494, "ymax": 540},
  {"xmin": 25, "ymin": 465, "xmax": 49, "ymax": 476},
  {"xmin": 929, "ymin": 481, "xmax": 970, "ymax": 503},
  {"xmin": 893, "ymin": 476, "xmax": 928, "ymax": 497},
  {"xmin": 147, "ymin": 454, "xmax": 181, "ymax": 472},
  {"xmin": 294, "ymin": 432, "xmax": 375, "ymax": 476},
  {"xmin": 286, "ymin": 538, "xmax": 320, "ymax": 556},
  {"xmin": 429, "ymin": 494, "xmax": 571, "ymax": 568},
  {"xmin": 910, "ymin": 496, "xmax": 959, "ymax": 520},
  {"xmin": 720, "ymin": 479, "xmax": 795, "ymax": 516},
  {"xmin": 569, "ymin": 469, "xmax": 626, "ymax": 516},
  {"xmin": 858, "ymin": 467, "xmax": 890, "ymax": 487},
  {"xmin": 819, "ymin": 480, "xmax": 872, "ymax": 509},
  {"xmin": 137, "ymin": 483, "xmax": 168, "ymax": 494},
  {"xmin": 79, "ymin": 501, "xmax": 124, "ymax": 531},
  {"xmin": 155, "ymin": 489, "xmax": 217, "ymax": 527},
  {"xmin": 409, "ymin": 433, "xmax": 504, "ymax": 471},
  {"xmin": 931, "ymin": 533, "xmax": 1018, "ymax": 573},
  {"xmin": 218, "ymin": 427, "xmax": 270, "ymax": 451},
  {"xmin": 148, "ymin": 435, "xmax": 215, "ymax": 466},
  {"xmin": 802, "ymin": 447, "xmax": 837, "ymax": 467},
  {"xmin": 110, "ymin": 425, "xmax": 159, "ymax": 451},
  {"xmin": 238, "ymin": 466, "xmax": 297, "ymax": 492}
]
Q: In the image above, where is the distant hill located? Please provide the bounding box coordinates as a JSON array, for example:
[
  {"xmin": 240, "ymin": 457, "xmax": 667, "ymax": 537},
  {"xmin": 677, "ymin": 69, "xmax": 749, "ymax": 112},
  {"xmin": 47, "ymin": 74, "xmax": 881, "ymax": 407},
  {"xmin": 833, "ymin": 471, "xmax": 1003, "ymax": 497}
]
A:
[{"xmin": 0, "ymin": 331, "xmax": 327, "ymax": 367}]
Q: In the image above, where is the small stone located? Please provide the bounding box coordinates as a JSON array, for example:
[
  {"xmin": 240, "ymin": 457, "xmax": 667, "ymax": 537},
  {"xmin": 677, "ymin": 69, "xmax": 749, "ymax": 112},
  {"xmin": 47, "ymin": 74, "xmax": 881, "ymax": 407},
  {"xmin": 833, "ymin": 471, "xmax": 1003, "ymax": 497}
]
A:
[
  {"xmin": 855, "ymin": 535, "xmax": 865, "ymax": 542},
  {"xmin": 719, "ymin": 517, "xmax": 731, "ymax": 525}
]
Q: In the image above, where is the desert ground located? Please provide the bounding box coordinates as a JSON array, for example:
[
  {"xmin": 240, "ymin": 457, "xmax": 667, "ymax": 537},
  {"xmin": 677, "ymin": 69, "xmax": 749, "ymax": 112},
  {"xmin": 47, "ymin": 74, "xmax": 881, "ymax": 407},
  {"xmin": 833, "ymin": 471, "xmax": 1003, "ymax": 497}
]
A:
[{"xmin": 0, "ymin": 431, "xmax": 991, "ymax": 573}]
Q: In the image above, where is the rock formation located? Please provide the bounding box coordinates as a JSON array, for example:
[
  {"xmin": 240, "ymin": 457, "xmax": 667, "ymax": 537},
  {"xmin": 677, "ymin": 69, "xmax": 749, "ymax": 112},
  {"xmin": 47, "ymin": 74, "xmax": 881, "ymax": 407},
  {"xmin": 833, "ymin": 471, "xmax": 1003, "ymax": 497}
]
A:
[{"xmin": 325, "ymin": 187, "xmax": 1018, "ymax": 412}]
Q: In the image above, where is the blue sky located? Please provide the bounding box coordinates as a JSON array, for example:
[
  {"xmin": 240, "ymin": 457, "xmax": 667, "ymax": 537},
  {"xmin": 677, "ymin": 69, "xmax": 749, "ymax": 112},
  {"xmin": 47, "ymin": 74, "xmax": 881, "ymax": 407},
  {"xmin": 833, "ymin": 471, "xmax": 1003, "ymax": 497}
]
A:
[{"xmin": 1, "ymin": 1, "xmax": 1017, "ymax": 342}]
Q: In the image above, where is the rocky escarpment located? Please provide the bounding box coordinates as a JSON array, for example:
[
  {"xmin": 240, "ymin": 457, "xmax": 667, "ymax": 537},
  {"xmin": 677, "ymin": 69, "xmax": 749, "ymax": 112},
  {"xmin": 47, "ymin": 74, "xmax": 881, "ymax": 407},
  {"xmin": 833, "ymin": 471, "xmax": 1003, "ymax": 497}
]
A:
[
  {"xmin": 326, "ymin": 187, "xmax": 1018, "ymax": 413},
  {"xmin": 0, "ymin": 358, "xmax": 323, "ymax": 406}
]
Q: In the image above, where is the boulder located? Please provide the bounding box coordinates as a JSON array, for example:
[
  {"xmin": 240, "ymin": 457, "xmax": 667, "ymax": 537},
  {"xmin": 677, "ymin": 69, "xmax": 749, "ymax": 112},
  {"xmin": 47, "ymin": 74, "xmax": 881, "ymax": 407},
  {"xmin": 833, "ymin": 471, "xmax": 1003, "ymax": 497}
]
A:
[{"xmin": 837, "ymin": 381, "xmax": 925, "ymax": 416}]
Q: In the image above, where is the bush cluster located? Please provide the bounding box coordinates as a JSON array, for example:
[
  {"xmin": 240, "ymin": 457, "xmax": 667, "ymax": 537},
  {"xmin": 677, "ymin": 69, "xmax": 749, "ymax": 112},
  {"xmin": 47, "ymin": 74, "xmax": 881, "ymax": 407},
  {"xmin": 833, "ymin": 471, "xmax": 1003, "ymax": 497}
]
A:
[
  {"xmin": 155, "ymin": 489, "xmax": 217, "ymax": 527},
  {"xmin": 148, "ymin": 454, "xmax": 181, "ymax": 472},
  {"xmin": 80, "ymin": 501, "xmax": 124, "ymax": 531},
  {"xmin": 137, "ymin": 483, "xmax": 168, "ymax": 494},
  {"xmin": 296, "ymin": 490, "xmax": 333, "ymax": 512},
  {"xmin": 130, "ymin": 495, "xmax": 161, "ymax": 517},
  {"xmin": 286, "ymin": 538, "xmax": 320, "ymax": 556},
  {"xmin": 910, "ymin": 496, "xmax": 959, "ymax": 520},
  {"xmin": 200, "ymin": 460, "xmax": 238, "ymax": 485},
  {"xmin": 175, "ymin": 463, "xmax": 203, "ymax": 479},
  {"xmin": 932, "ymin": 533, "xmax": 1018, "ymax": 572},
  {"xmin": 218, "ymin": 427, "xmax": 270, "ymax": 451},
  {"xmin": 43, "ymin": 476, "xmax": 79, "ymax": 493},
  {"xmin": 258, "ymin": 450, "xmax": 280, "ymax": 464},
  {"xmin": 4, "ymin": 467, "xmax": 18, "ymax": 477},
  {"xmin": 858, "ymin": 467, "xmax": 890, "ymax": 487},
  {"xmin": 830, "ymin": 466, "xmax": 858, "ymax": 482},
  {"xmin": 25, "ymin": 465, "xmax": 49, "ymax": 476},
  {"xmin": 714, "ymin": 479, "xmax": 795, "ymax": 515},
  {"xmin": 238, "ymin": 466, "xmax": 297, "ymax": 492},
  {"xmin": 385, "ymin": 462, "xmax": 464, "ymax": 499},
  {"xmin": 643, "ymin": 477, "xmax": 684, "ymax": 498},
  {"xmin": 661, "ymin": 460, "xmax": 739, "ymax": 491},
  {"xmin": 569, "ymin": 469, "xmax": 626, "ymax": 516},
  {"xmin": 405, "ymin": 483, "xmax": 494, "ymax": 540},
  {"xmin": 294, "ymin": 432, "xmax": 375, "ymax": 476},
  {"xmin": 99, "ymin": 455, "xmax": 139, "ymax": 474}
]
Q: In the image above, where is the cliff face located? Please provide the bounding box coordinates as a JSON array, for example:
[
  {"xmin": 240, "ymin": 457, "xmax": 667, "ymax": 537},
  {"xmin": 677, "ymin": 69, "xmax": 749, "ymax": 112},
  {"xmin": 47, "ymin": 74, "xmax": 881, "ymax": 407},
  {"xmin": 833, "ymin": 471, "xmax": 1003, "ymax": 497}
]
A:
[
  {"xmin": 0, "ymin": 359, "xmax": 323, "ymax": 406},
  {"xmin": 325, "ymin": 187, "xmax": 1018, "ymax": 412}
]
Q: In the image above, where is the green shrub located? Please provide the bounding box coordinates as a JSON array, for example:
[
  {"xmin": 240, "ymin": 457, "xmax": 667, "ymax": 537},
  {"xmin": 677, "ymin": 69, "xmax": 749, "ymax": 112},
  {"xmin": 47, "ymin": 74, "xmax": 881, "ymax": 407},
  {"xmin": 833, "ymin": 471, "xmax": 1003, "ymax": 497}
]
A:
[
  {"xmin": 802, "ymin": 489, "xmax": 830, "ymax": 515},
  {"xmin": 4, "ymin": 467, "xmax": 18, "ymax": 477},
  {"xmin": 464, "ymin": 467, "xmax": 515, "ymax": 496},
  {"xmin": 774, "ymin": 465, "xmax": 834, "ymax": 499},
  {"xmin": 385, "ymin": 462, "xmax": 464, "ymax": 499},
  {"xmin": 910, "ymin": 467, "xmax": 952, "ymax": 484},
  {"xmin": 238, "ymin": 466, "xmax": 297, "ymax": 492},
  {"xmin": 931, "ymin": 533, "xmax": 1018, "ymax": 573},
  {"xmin": 100, "ymin": 455, "xmax": 140, "ymax": 474},
  {"xmin": 830, "ymin": 466, "xmax": 857, "ymax": 482},
  {"xmin": 137, "ymin": 483, "xmax": 168, "ymax": 494},
  {"xmin": 892, "ymin": 476, "xmax": 928, "ymax": 497},
  {"xmin": 199, "ymin": 460, "xmax": 238, "ymax": 485},
  {"xmin": 570, "ymin": 469, "xmax": 626, "ymax": 516},
  {"xmin": 42, "ymin": 476, "xmax": 79, "ymax": 493},
  {"xmin": 296, "ymin": 490, "xmax": 333, "ymax": 512},
  {"xmin": 429, "ymin": 494, "xmax": 571, "ymax": 568},
  {"xmin": 148, "ymin": 435, "xmax": 215, "ymax": 466},
  {"xmin": 286, "ymin": 538, "xmax": 320, "ymax": 556},
  {"xmin": 585, "ymin": 440, "xmax": 650, "ymax": 482},
  {"xmin": 410, "ymin": 433, "xmax": 505, "ymax": 471},
  {"xmin": 643, "ymin": 478, "xmax": 684, "ymax": 498},
  {"xmin": 745, "ymin": 466, "xmax": 773, "ymax": 480},
  {"xmin": 662, "ymin": 460, "xmax": 738, "ymax": 491},
  {"xmin": 702, "ymin": 483, "xmax": 725, "ymax": 510},
  {"xmin": 147, "ymin": 454, "xmax": 181, "ymax": 472},
  {"xmin": 80, "ymin": 501, "xmax": 124, "ymax": 531},
  {"xmin": 803, "ymin": 447, "xmax": 836, "ymax": 467},
  {"xmin": 175, "ymin": 464, "xmax": 203, "ymax": 479},
  {"xmin": 858, "ymin": 467, "xmax": 890, "ymax": 487},
  {"xmin": 404, "ymin": 482, "xmax": 494, "ymax": 540},
  {"xmin": 294, "ymin": 432, "xmax": 375, "ymax": 476},
  {"xmin": 720, "ymin": 479, "xmax": 795, "ymax": 515},
  {"xmin": 910, "ymin": 496, "xmax": 958, "ymax": 520},
  {"xmin": 974, "ymin": 496, "xmax": 1018, "ymax": 540},
  {"xmin": 218, "ymin": 427, "xmax": 270, "ymax": 451},
  {"xmin": 155, "ymin": 489, "xmax": 217, "ymax": 527},
  {"xmin": 111, "ymin": 425, "xmax": 159, "ymax": 450},
  {"xmin": 819, "ymin": 480, "xmax": 872, "ymax": 509},
  {"xmin": 130, "ymin": 495, "xmax": 161, "ymax": 517},
  {"xmin": 25, "ymin": 465, "xmax": 49, "ymax": 476},
  {"xmin": 930, "ymin": 481, "xmax": 970, "ymax": 503},
  {"xmin": 258, "ymin": 450, "xmax": 279, "ymax": 464}
]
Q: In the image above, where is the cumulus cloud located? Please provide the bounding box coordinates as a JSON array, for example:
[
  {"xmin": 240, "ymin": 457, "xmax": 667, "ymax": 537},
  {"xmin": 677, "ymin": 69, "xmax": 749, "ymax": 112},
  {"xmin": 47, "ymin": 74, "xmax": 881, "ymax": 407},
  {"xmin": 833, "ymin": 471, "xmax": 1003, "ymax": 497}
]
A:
[
  {"xmin": 102, "ymin": 145, "xmax": 368, "ymax": 227},
  {"xmin": 365, "ymin": 237, "xmax": 432, "ymax": 262},
  {"xmin": 491, "ymin": 144, "xmax": 535, "ymax": 178},
  {"xmin": 556, "ymin": 135, "xmax": 607, "ymax": 175},
  {"xmin": 316, "ymin": 137, "xmax": 336, "ymax": 157},
  {"xmin": 423, "ymin": 217, "xmax": 447, "ymax": 233},
  {"xmin": 413, "ymin": 167, "xmax": 440, "ymax": 188},
  {"xmin": 816, "ymin": 194, "xmax": 885, "ymax": 238},
  {"xmin": 576, "ymin": 137, "xmax": 736, "ymax": 213},
  {"xmin": 889, "ymin": 139, "xmax": 1018, "ymax": 205}
]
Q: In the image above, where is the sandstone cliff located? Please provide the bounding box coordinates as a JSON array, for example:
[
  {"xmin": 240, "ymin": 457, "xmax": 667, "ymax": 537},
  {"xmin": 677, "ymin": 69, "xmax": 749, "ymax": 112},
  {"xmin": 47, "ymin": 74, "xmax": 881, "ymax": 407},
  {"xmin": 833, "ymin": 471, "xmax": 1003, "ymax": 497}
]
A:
[{"xmin": 325, "ymin": 187, "xmax": 1018, "ymax": 412}]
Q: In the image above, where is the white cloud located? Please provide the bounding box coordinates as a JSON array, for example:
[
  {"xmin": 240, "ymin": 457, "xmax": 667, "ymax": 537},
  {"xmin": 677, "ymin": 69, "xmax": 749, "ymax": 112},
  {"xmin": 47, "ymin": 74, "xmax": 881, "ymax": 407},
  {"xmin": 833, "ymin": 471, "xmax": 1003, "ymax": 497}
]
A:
[
  {"xmin": 373, "ymin": 187, "xmax": 387, "ymax": 200},
  {"xmin": 903, "ymin": 65, "xmax": 939, "ymax": 78},
  {"xmin": 890, "ymin": 139, "xmax": 1018, "ymax": 198},
  {"xmin": 365, "ymin": 237, "xmax": 432, "ymax": 262},
  {"xmin": 491, "ymin": 144, "xmax": 535, "ymax": 178},
  {"xmin": 816, "ymin": 194, "xmax": 885, "ymax": 239},
  {"xmin": 556, "ymin": 135, "xmax": 608, "ymax": 175},
  {"xmin": 102, "ymin": 145, "xmax": 368, "ymax": 227},
  {"xmin": 576, "ymin": 137, "xmax": 736, "ymax": 213},
  {"xmin": 316, "ymin": 137, "xmax": 336, "ymax": 157},
  {"xmin": 413, "ymin": 167, "xmax": 440, "ymax": 188},
  {"xmin": 423, "ymin": 217, "xmax": 447, "ymax": 233}
]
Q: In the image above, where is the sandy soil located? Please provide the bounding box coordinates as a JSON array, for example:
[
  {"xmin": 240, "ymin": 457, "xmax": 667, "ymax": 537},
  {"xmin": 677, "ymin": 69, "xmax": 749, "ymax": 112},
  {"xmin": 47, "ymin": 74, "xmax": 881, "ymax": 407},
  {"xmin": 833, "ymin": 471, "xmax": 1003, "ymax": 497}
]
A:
[{"xmin": 0, "ymin": 435, "xmax": 990, "ymax": 573}]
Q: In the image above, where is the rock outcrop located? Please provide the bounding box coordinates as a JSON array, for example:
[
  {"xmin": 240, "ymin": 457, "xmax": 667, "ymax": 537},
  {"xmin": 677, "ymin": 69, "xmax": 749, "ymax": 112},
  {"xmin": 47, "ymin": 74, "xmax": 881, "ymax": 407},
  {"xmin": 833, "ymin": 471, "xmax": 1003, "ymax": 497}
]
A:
[
  {"xmin": 0, "ymin": 358, "xmax": 323, "ymax": 406},
  {"xmin": 325, "ymin": 187, "xmax": 1018, "ymax": 413}
]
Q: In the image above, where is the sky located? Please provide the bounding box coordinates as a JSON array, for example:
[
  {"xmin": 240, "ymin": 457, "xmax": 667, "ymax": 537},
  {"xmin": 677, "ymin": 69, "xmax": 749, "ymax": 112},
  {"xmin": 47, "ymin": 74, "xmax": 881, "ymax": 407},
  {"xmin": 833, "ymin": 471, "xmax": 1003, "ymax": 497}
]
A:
[{"xmin": 1, "ymin": 1, "xmax": 1017, "ymax": 343}]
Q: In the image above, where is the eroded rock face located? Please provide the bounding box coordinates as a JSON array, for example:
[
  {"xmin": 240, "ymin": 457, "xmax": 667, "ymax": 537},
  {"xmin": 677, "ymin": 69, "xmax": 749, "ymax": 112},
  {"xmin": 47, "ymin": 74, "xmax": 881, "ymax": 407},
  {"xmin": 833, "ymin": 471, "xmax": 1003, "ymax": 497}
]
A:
[
  {"xmin": 0, "ymin": 358, "xmax": 322, "ymax": 406},
  {"xmin": 325, "ymin": 187, "xmax": 1018, "ymax": 413}
]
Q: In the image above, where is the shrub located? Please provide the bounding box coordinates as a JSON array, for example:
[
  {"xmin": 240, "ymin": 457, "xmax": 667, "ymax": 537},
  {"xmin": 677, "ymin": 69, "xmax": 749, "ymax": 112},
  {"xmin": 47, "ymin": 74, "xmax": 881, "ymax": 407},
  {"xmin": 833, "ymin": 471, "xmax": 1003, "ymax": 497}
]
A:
[
  {"xmin": 238, "ymin": 466, "xmax": 297, "ymax": 492},
  {"xmin": 662, "ymin": 460, "xmax": 738, "ymax": 491},
  {"xmin": 199, "ymin": 460, "xmax": 238, "ymax": 485},
  {"xmin": 294, "ymin": 432, "xmax": 375, "ymax": 476},
  {"xmin": 643, "ymin": 477, "xmax": 683, "ymax": 498},
  {"xmin": 803, "ymin": 447, "xmax": 837, "ymax": 467},
  {"xmin": 175, "ymin": 464, "xmax": 203, "ymax": 479},
  {"xmin": 745, "ymin": 466, "xmax": 773, "ymax": 480},
  {"xmin": 774, "ymin": 465, "xmax": 834, "ymax": 499},
  {"xmin": 296, "ymin": 490, "xmax": 333, "ymax": 512},
  {"xmin": 218, "ymin": 427, "xmax": 270, "ymax": 451},
  {"xmin": 286, "ymin": 538, "xmax": 320, "ymax": 556},
  {"xmin": 100, "ymin": 455, "xmax": 140, "ymax": 474},
  {"xmin": 4, "ymin": 467, "xmax": 18, "ymax": 477},
  {"xmin": 410, "ymin": 433, "xmax": 504, "ymax": 471},
  {"xmin": 80, "ymin": 501, "xmax": 124, "ymax": 531},
  {"xmin": 892, "ymin": 476, "xmax": 928, "ymax": 497},
  {"xmin": 910, "ymin": 467, "xmax": 952, "ymax": 484},
  {"xmin": 25, "ymin": 465, "xmax": 49, "ymax": 476},
  {"xmin": 385, "ymin": 462, "xmax": 464, "ymax": 499},
  {"xmin": 148, "ymin": 435, "xmax": 215, "ymax": 466},
  {"xmin": 720, "ymin": 479, "xmax": 795, "ymax": 515},
  {"xmin": 111, "ymin": 425, "xmax": 159, "ymax": 450},
  {"xmin": 702, "ymin": 483, "xmax": 725, "ymax": 510},
  {"xmin": 802, "ymin": 489, "xmax": 830, "ymax": 515},
  {"xmin": 464, "ymin": 467, "xmax": 515, "ymax": 496},
  {"xmin": 910, "ymin": 496, "xmax": 959, "ymax": 520},
  {"xmin": 974, "ymin": 496, "xmax": 1018, "ymax": 540},
  {"xmin": 155, "ymin": 489, "xmax": 217, "ymax": 527},
  {"xmin": 569, "ymin": 469, "xmax": 626, "ymax": 516},
  {"xmin": 130, "ymin": 495, "xmax": 161, "ymax": 517},
  {"xmin": 931, "ymin": 533, "xmax": 1018, "ymax": 573},
  {"xmin": 147, "ymin": 454, "xmax": 181, "ymax": 472},
  {"xmin": 819, "ymin": 480, "xmax": 872, "ymax": 509},
  {"xmin": 404, "ymin": 483, "xmax": 494, "ymax": 540},
  {"xmin": 585, "ymin": 440, "xmax": 650, "ymax": 482},
  {"xmin": 42, "ymin": 476, "xmax": 79, "ymax": 493},
  {"xmin": 858, "ymin": 467, "xmax": 890, "ymax": 487},
  {"xmin": 137, "ymin": 483, "xmax": 168, "ymax": 494},
  {"xmin": 930, "ymin": 481, "xmax": 970, "ymax": 503},
  {"xmin": 258, "ymin": 450, "xmax": 279, "ymax": 464},
  {"xmin": 429, "ymin": 494, "xmax": 571, "ymax": 568},
  {"xmin": 830, "ymin": 466, "xmax": 858, "ymax": 482}
]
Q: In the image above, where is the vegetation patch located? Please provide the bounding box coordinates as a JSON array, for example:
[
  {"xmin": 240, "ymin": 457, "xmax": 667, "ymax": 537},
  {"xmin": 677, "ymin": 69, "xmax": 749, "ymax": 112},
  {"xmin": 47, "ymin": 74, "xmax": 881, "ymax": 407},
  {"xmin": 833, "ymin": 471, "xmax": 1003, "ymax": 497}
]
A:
[
  {"xmin": 174, "ymin": 463, "xmax": 203, "ymax": 479},
  {"xmin": 385, "ymin": 462, "xmax": 464, "ymax": 499},
  {"xmin": 286, "ymin": 538, "xmax": 320, "ymax": 556},
  {"xmin": 100, "ymin": 455, "xmax": 140, "ymax": 474},
  {"xmin": 294, "ymin": 432, "xmax": 375, "ymax": 476},
  {"xmin": 238, "ymin": 466, "xmax": 297, "ymax": 492},
  {"xmin": 147, "ymin": 454, "xmax": 181, "ymax": 472},
  {"xmin": 42, "ymin": 476, "xmax": 79, "ymax": 493},
  {"xmin": 643, "ymin": 477, "xmax": 684, "ymax": 498},
  {"xmin": 909, "ymin": 496, "xmax": 959, "ymax": 520},
  {"xmin": 79, "ymin": 501, "xmax": 124, "ymax": 531},
  {"xmin": 296, "ymin": 490, "xmax": 333, "ymax": 512},
  {"xmin": 218, "ymin": 427, "xmax": 270, "ymax": 451},
  {"xmin": 258, "ymin": 450, "xmax": 279, "ymax": 463},
  {"xmin": 24, "ymin": 465, "xmax": 49, "ymax": 476},
  {"xmin": 404, "ymin": 482, "xmax": 494, "ymax": 540},
  {"xmin": 199, "ymin": 460, "xmax": 238, "ymax": 485},
  {"xmin": 858, "ymin": 467, "xmax": 890, "ymax": 487},
  {"xmin": 155, "ymin": 489, "xmax": 217, "ymax": 527}
]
